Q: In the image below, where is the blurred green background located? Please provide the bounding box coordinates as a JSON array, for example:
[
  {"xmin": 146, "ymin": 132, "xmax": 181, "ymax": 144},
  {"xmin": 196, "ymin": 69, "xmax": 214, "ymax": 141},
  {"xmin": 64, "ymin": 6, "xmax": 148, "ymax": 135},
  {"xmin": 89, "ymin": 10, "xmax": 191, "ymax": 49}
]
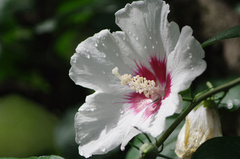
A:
[{"xmin": 0, "ymin": 0, "xmax": 240, "ymax": 159}]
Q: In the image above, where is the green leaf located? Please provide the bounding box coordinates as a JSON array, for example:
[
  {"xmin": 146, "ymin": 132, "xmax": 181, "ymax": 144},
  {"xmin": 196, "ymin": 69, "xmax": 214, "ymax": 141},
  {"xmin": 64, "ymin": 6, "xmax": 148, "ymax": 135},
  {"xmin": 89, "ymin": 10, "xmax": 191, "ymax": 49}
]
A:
[
  {"xmin": 0, "ymin": 155, "xmax": 64, "ymax": 159},
  {"xmin": 202, "ymin": 25, "xmax": 240, "ymax": 47},
  {"xmin": 192, "ymin": 137, "xmax": 240, "ymax": 159}
]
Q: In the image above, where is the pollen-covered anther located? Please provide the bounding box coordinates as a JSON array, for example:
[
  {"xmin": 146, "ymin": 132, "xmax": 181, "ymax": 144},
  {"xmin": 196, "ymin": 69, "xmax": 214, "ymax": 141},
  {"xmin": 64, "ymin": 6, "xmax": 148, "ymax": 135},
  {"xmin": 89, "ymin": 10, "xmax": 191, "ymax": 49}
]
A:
[{"xmin": 112, "ymin": 67, "xmax": 158, "ymax": 98}]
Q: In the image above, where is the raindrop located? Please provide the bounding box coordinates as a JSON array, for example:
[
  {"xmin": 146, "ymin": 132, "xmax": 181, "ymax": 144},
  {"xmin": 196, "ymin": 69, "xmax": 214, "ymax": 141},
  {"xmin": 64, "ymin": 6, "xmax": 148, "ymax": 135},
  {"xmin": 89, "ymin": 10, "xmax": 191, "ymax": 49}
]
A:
[
  {"xmin": 103, "ymin": 37, "xmax": 106, "ymax": 40},
  {"xmin": 86, "ymin": 54, "xmax": 90, "ymax": 59},
  {"xmin": 102, "ymin": 43, "xmax": 106, "ymax": 47},
  {"xmin": 135, "ymin": 36, "xmax": 139, "ymax": 40},
  {"xmin": 155, "ymin": 41, "xmax": 158, "ymax": 44},
  {"xmin": 102, "ymin": 71, "xmax": 106, "ymax": 74},
  {"xmin": 128, "ymin": 31, "xmax": 132, "ymax": 35},
  {"xmin": 152, "ymin": 45, "xmax": 155, "ymax": 49},
  {"xmin": 110, "ymin": 123, "xmax": 116, "ymax": 128},
  {"xmin": 72, "ymin": 58, "xmax": 77, "ymax": 63},
  {"xmin": 144, "ymin": 46, "xmax": 147, "ymax": 49},
  {"xmin": 227, "ymin": 100, "xmax": 233, "ymax": 109},
  {"xmin": 189, "ymin": 53, "xmax": 192, "ymax": 59},
  {"xmin": 95, "ymin": 43, "xmax": 98, "ymax": 47},
  {"xmin": 187, "ymin": 46, "xmax": 190, "ymax": 50},
  {"xmin": 190, "ymin": 65, "xmax": 194, "ymax": 71},
  {"xmin": 149, "ymin": 36, "xmax": 152, "ymax": 40},
  {"xmin": 101, "ymin": 147, "xmax": 106, "ymax": 152},
  {"xmin": 123, "ymin": 37, "xmax": 126, "ymax": 40},
  {"xmin": 90, "ymin": 108, "xmax": 95, "ymax": 111},
  {"xmin": 120, "ymin": 109, "xmax": 124, "ymax": 114},
  {"xmin": 116, "ymin": 53, "xmax": 119, "ymax": 57}
]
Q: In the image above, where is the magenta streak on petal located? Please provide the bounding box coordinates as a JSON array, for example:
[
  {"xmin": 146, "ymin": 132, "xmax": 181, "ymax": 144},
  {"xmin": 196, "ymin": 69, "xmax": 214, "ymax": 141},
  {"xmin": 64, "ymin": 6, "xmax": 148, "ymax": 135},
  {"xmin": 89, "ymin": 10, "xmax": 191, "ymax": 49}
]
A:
[
  {"xmin": 149, "ymin": 56, "xmax": 167, "ymax": 85},
  {"xmin": 164, "ymin": 73, "xmax": 172, "ymax": 99},
  {"xmin": 125, "ymin": 55, "xmax": 171, "ymax": 119},
  {"xmin": 134, "ymin": 61, "xmax": 156, "ymax": 81},
  {"xmin": 126, "ymin": 93, "xmax": 151, "ymax": 114},
  {"xmin": 144, "ymin": 98, "xmax": 162, "ymax": 118}
]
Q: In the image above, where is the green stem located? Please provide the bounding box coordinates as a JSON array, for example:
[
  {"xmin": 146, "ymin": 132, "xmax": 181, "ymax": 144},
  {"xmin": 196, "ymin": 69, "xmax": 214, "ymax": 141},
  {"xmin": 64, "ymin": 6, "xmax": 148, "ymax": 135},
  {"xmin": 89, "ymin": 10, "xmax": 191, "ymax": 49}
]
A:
[
  {"xmin": 155, "ymin": 77, "xmax": 240, "ymax": 147},
  {"xmin": 156, "ymin": 77, "xmax": 240, "ymax": 147},
  {"xmin": 137, "ymin": 77, "xmax": 240, "ymax": 159}
]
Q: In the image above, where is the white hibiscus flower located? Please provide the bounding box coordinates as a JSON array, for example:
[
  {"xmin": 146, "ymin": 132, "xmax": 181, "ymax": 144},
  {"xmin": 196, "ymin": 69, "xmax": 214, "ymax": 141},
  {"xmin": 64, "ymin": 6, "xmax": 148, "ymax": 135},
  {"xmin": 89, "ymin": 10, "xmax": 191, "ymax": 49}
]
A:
[{"xmin": 69, "ymin": 0, "xmax": 206, "ymax": 158}]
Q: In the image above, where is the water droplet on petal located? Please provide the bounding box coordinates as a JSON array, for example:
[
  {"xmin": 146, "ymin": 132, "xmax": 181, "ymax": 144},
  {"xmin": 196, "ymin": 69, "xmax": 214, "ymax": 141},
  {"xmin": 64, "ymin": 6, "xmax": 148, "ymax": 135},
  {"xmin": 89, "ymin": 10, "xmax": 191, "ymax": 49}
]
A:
[
  {"xmin": 149, "ymin": 36, "xmax": 152, "ymax": 39},
  {"xmin": 144, "ymin": 46, "xmax": 147, "ymax": 49},
  {"xmin": 101, "ymin": 147, "xmax": 106, "ymax": 152},
  {"xmin": 187, "ymin": 46, "xmax": 190, "ymax": 50},
  {"xmin": 155, "ymin": 41, "xmax": 158, "ymax": 44},
  {"xmin": 128, "ymin": 31, "xmax": 132, "ymax": 35},
  {"xmin": 90, "ymin": 108, "xmax": 95, "ymax": 111},
  {"xmin": 72, "ymin": 58, "xmax": 77, "ymax": 63},
  {"xmin": 116, "ymin": 53, "xmax": 119, "ymax": 57},
  {"xmin": 86, "ymin": 54, "xmax": 90, "ymax": 59},
  {"xmin": 123, "ymin": 37, "xmax": 126, "ymax": 40},
  {"xmin": 152, "ymin": 45, "xmax": 155, "ymax": 49},
  {"xmin": 120, "ymin": 109, "xmax": 124, "ymax": 114},
  {"xmin": 102, "ymin": 43, "xmax": 106, "ymax": 47},
  {"xmin": 189, "ymin": 53, "xmax": 192, "ymax": 59},
  {"xmin": 102, "ymin": 71, "xmax": 106, "ymax": 74},
  {"xmin": 110, "ymin": 123, "xmax": 116, "ymax": 128},
  {"xmin": 190, "ymin": 65, "xmax": 194, "ymax": 71},
  {"xmin": 95, "ymin": 43, "xmax": 98, "ymax": 47},
  {"xmin": 135, "ymin": 36, "xmax": 139, "ymax": 40}
]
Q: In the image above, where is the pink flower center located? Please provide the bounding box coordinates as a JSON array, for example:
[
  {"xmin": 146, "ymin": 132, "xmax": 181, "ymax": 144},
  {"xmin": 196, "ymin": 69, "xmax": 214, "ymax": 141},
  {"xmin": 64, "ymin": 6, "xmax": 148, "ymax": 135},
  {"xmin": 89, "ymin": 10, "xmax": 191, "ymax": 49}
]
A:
[
  {"xmin": 126, "ymin": 56, "xmax": 171, "ymax": 118},
  {"xmin": 112, "ymin": 55, "xmax": 171, "ymax": 119}
]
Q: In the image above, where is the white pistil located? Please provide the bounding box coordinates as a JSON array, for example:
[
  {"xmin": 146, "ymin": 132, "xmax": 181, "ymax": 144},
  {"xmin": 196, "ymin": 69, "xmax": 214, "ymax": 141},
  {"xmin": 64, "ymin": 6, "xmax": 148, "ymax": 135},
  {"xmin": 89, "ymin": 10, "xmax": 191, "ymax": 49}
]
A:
[{"xmin": 112, "ymin": 67, "xmax": 161, "ymax": 98}]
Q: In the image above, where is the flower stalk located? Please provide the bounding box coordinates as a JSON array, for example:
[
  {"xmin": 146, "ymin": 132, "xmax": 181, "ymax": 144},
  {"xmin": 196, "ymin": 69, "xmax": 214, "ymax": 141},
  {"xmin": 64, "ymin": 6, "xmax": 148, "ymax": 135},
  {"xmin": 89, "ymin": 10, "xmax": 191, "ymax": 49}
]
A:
[{"xmin": 138, "ymin": 76, "xmax": 240, "ymax": 159}]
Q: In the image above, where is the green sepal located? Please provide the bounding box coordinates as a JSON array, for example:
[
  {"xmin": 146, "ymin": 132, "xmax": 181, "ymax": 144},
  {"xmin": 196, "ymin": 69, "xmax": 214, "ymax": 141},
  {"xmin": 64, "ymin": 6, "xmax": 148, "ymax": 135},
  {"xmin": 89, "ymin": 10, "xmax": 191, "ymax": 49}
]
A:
[{"xmin": 139, "ymin": 143, "xmax": 159, "ymax": 159}]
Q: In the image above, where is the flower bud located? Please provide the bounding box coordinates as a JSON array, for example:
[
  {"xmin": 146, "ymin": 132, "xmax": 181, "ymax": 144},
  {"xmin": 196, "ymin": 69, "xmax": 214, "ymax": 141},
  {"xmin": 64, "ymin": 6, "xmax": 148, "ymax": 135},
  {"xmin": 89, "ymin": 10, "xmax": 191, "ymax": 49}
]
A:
[{"xmin": 175, "ymin": 102, "xmax": 222, "ymax": 159}]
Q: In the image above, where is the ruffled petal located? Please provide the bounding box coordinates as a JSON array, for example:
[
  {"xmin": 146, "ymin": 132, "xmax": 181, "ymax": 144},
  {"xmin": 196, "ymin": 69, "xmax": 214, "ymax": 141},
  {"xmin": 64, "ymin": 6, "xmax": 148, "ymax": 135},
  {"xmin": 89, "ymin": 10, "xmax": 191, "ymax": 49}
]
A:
[
  {"xmin": 75, "ymin": 92, "xmax": 143, "ymax": 158},
  {"xmin": 69, "ymin": 29, "xmax": 136, "ymax": 93},
  {"xmin": 115, "ymin": 0, "xmax": 179, "ymax": 62},
  {"xmin": 167, "ymin": 26, "xmax": 207, "ymax": 93}
]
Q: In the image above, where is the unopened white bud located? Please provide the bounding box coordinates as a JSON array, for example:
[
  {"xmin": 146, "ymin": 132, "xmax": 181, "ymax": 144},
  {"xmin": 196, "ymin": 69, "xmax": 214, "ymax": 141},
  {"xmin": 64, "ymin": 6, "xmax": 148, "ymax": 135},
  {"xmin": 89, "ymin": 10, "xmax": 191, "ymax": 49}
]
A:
[{"xmin": 175, "ymin": 102, "xmax": 222, "ymax": 159}]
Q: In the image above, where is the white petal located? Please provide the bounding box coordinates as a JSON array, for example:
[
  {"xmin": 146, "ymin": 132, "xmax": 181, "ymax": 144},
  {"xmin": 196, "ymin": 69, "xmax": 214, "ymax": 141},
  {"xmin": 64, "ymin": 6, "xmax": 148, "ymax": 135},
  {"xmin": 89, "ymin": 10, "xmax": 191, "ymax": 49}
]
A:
[
  {"xmin": 167, "ymin": 26, "xmax": 207, "ymax": 92},
  {"xmin": 135, "ymin": 93, "xmax": 182, "ymax": 137},
  {"xmin": 75, "ymin": 92, "xmax": 142, "ymax": 158},
  {"xmin": 115, "ymin": 0, "xmax": 179, "ymax": 61},
  {"xmin": 69, "ymin": 29, "xmax": 135, "ymax": 93}
]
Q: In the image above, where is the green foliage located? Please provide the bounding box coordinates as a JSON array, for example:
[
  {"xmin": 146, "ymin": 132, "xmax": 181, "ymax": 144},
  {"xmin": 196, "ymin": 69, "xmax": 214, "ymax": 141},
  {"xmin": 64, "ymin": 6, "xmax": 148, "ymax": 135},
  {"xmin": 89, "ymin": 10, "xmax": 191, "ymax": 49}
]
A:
[
  {"xmin": 192, "ymin": 137, "xmax": 240, "ymax": 159},
  {"xmin": 0, "ymin": 155, "xmax": 64, "ymax": 159},
  {"xmin": 0, "ymin": 95, "xmax": 58, "ymax": 157},
  {"xmin": 202, "ymin": 25, "xmax": 240, "ymax": 47}
]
